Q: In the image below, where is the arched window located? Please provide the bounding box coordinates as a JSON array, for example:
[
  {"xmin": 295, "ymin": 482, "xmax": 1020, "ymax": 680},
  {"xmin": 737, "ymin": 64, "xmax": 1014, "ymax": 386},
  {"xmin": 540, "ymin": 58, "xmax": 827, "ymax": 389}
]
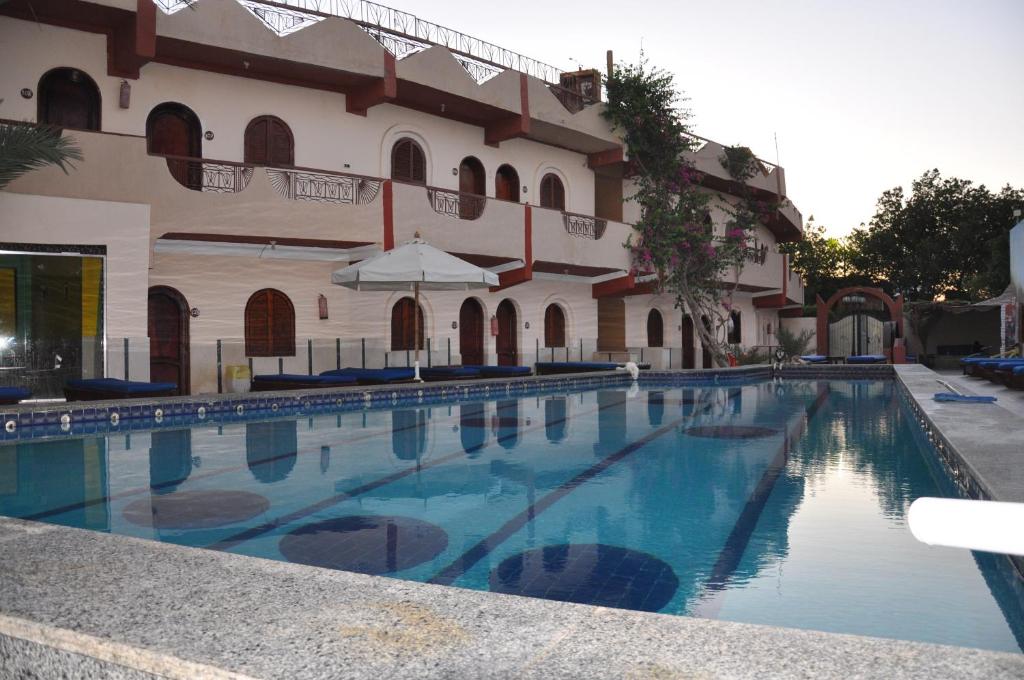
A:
[
  {"xmin": 245, "ymin": 289, "xmax": 295, "ymax": 357},
  {"xmin": 147, "ymin": 102, "xmax": 202, "ymax": 189},
  {"xmin": 459, "ymin": 156, "xmax": 485, "ymax": 195},
  {"xmin": 391, "ymin": 297, "xmax": 424, "ymax": 350},
  {"xmin": 244, "ymin": 115, "xmax": 294, "ymax": 166},
  {"xmin": 391, "ymin": 138, "xmax": 426, "ymax": 184},
  {"xmin": 647, "ymin": 309, "xmax": 664, "ymax": 347},
  {"xmin": 539, "ymin": 173, "xmax": 565, "ymax": 210},
  {"xmin": 37, "ymin": 67, "xmax": 100, "ymax": 131},
  {"xmin": 728, "ymin": 310, "xmax": 742, "ymax": 344},
  {"xmin": 495, "ymin": 164, "xmax": 520, "ymax": 202},
  {"xmin": 544, "ymin": 304, "xmax": 566, "ymax": 348}
]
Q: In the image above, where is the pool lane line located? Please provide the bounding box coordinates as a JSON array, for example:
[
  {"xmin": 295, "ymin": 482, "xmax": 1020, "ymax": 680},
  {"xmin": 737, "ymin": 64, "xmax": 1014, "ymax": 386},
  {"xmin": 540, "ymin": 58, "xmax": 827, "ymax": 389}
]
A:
[
  {"xmin": 428, "ymin": 398, "xmax": 718, "ymax": 587},
  {"xmin": 206, "ymin": 393, "xmax": 636, "ymax": 553},
  {"xmin": 691, "ymin": 383, "xmax": 832, "ymax": 619},
  {"xmin": 20, "ymin": 409, "xmax": 465, "ymax": 523}
]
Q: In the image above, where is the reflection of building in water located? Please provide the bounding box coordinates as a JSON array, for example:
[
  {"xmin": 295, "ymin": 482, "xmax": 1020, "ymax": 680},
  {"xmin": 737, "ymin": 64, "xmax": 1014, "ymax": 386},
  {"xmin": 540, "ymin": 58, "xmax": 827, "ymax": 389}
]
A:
[
  {"xmin": 545, "ymin": 397, "xmax": 567, "ymax": 442},
  {"xmin": 392, "ymin": 409, "xmax": 427, "ymax": 461},
  {"xmin": 246, "ymin": 421, "xmax": 297, "ymax": 483},
  {"xmin": 459, "ymin": 402, "xmax": 487, "ymax": 457},
  {"xmin": 595, "ymin": 390, "xmax": 627, "ymax": 456},
  {"xmin": 646, "ymin": 391, "xmax": 664, "ymax": 427},
  {"xmin": 0, "ymin": 438, "xmax": 109, "ymax": 531},
  {"xmin": 149, "ymin": 429, "xmax": 192, "ymax": 494},
  {"xmin": 496, "ymin": 400, "xmax": 521, "ymax": 451}
]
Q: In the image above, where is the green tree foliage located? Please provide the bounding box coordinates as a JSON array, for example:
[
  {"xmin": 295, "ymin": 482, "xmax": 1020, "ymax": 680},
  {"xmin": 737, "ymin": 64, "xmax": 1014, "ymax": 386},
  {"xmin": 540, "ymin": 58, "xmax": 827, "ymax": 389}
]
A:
[
  {"xmin": 779, "ymin": 218, "xmax": 868, "ymax": 303},
  {"xmin": 848, "ymin": 170, "xmax": 1023, "ymax": 301},
  {"xmin": 0, "ymin": 120, "xmax": 82, "ymax": 190},
  {"xmin": 602, "ymin": 61, "xmax": 767, "ymax": 366}
]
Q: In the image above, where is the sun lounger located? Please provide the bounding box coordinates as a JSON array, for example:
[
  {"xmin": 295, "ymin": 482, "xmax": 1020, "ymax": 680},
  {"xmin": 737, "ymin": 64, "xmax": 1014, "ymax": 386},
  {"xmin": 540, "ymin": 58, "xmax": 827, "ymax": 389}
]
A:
[
  {"xmin": 464, "ymin": 365, "xmax": 533, "ymax": 378},
  {"xmin": 973, "ymin": 358, "xmax": 1024, "ymax": 381},
  {"xmin": 845, "ymin": 355, "xmax": 887, "ymax": 364},
  {"xmin": 535, "ymin": 361, "xmax": 619, "ymax": 375},
  {"xmin": 0, "ymin": 386, "xmax": 31, "ymax": 405},
  {"xmin": 799, "ymin": 355, "xmax": 828, "ymax": 364},
  {"xmin": 319, "ymin": 368, "xmax": 416, "ymax": 385},
  {"xmin": 418, "ymin": 366, "xmax": 481, "ymax": 381},
  {"xmin": 64, "ymin": 378, "xmax": 178, "ymax": 401},
  {"xmin": 251, "ymin": 373, "xmax": 359, "ymax": 392},
  {"xmin": 933, "ymin": 393, "xmax": 997, "ymax": 403}
]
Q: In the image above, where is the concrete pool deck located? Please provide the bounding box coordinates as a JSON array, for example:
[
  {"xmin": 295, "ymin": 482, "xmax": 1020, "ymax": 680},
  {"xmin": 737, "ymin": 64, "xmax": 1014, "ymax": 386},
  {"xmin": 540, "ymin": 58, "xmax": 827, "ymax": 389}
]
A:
[
  {"xmin": 1, "ymin": 364, "xmax": 1022, "ymax": 677},
  {"xmin": 1, "ymin": 516, "xmax": 1022, "ymax": 680}
]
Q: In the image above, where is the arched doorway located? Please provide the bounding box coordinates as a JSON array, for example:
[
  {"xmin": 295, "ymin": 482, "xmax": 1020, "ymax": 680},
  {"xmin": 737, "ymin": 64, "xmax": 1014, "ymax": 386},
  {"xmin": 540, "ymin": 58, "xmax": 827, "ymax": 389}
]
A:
[
  {"xmin": 647, "ymin": 309, "xmax": 663, "ymax": 347},
  {"xmin": 147, "ymin": 102, "xmax": 202, "ymax": 189},
  {"xmin": 701, "ymin": 316, "xmax": 712, "ymax": 368},
  {"xmin": 391, "ymin": 297, "xmax": 425, "ymax": 351},
  {"xmin": 459, "ymin": 298, "xmax": 484, "ymax": 366},
  {"xmin": 459, "ymin": 156, "xmax": 485, "ymax": 219},
  {"xmin": 148, "ymin": 286, "xmax": 190, "ymax": 395},
  {"xmin": 496, "ymin": 299, "xmax": 518, "ymax": 366},
  {"xmin": 816, "ymin": 286, "xmax": 905, "ymax": 362},
  {"xmin": 495, "ymin": 164, "xmax": 520, "ymax": 202},
  {"xmin": 681, "ymin": 315, "xmax": 695, "ymax": 369},
  {"xmin": 37, "ymin": 67, "xmax": 101, "ymax": 130},
  {"xmin": 244, "ymin": 115, "xmax": 294, "ymax": 166},
  {"xmin": 544, "ymin": 304, "xmax": 566, "ymax": 348}
]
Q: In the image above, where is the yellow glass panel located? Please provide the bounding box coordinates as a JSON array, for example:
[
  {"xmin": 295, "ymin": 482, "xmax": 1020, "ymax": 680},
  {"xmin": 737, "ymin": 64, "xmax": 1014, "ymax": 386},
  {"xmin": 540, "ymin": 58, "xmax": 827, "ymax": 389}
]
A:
[
  {"xmin": 0, "ymin": 268, "xmax": 14, "ymax": 338},
  {"xmin": 81, "ymin": 257, "xmax": 102, "ymax": 337}
]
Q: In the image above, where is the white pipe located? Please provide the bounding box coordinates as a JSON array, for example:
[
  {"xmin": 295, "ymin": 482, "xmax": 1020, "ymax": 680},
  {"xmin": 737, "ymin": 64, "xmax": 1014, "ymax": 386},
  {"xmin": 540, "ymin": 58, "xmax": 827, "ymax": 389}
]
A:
[{"xmin": 908, "ymin": 498, "xmax": 1024, "ymax": 556}]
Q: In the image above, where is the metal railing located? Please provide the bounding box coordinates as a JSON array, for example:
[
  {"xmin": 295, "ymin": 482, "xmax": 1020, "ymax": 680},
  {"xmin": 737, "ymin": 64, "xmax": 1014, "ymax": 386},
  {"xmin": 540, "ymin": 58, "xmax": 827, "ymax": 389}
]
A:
[
  {"xmin": 562, "ymin": 212, "xmax": 607, "ymax": 240},
  {"xmin": 266, "ymin": 166, "xmax": 382, "ymax": 204},
  {"xmin": 547, "ymin": 83, "xmax": 599, "ymax": 114},
  {"xmin": 222, "ymin": 0, "xmax": 565, "ymax": 84},
  {"xmin": 426, "ymin": 187, "xmax": 486, "ymax": 221},
  {"xmin": 159, "ymin": 155, "xmax": 255, "ymax": 193}
]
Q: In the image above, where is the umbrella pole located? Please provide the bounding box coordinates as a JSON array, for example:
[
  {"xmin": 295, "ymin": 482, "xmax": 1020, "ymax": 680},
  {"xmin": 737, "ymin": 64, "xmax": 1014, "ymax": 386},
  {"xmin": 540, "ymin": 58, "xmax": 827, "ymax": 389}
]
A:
[{"xmin": 413, "ymin": 281, "xmax": 422, "ymax": 382}]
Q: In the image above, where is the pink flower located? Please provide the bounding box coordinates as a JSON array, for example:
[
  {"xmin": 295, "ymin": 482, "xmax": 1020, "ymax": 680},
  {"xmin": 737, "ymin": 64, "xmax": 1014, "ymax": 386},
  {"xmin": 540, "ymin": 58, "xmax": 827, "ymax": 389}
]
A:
[
  {"xmin": 728, "ymin": 228, "xmax": 745, "ymax": 239},
  {"xmin": 705, "ymin": 244, "xmax": 717, "ymax": 257}
]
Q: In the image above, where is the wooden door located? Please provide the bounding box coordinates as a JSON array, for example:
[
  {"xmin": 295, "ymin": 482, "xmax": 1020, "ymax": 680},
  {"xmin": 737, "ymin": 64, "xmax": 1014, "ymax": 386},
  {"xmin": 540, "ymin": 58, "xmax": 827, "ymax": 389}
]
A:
[
  {"xmin": 459, "ymin": 298, "xmax": 484, "ymax": 366},
  {"xmin": 391, "ymin": 298, "xmax": 423, "ymax": 351},
  {"xmin": 148, "ymin": 105, "xmax": 201, "ymax": 188},
  {"xmin": 544, "ymin": 305, "xmax": 565, "ymax": 348},
  {"xmin": 38, "ymin": 68, "xmax": 100, "ymax": 131},
  {"xmin": 597, "ymin": 298, "xmax": 625, "ymax": 352},
  {"xmin": 496, "ymin": 300, "xmax": 518, "ymax": 366},
  {"xmin": 148, "ymin": 286, "xmax": 189, "ymax": 395},
  {"xmin": 681, "ymin": 315, "xmax": 695, "ymax": 369},
  {"xmin": 495, "ymin": 165, "xmax": 519, "ymax": 202},
  {"xmin": 244, "ymin": 115, "xmax": 294, "ymax": 166}
]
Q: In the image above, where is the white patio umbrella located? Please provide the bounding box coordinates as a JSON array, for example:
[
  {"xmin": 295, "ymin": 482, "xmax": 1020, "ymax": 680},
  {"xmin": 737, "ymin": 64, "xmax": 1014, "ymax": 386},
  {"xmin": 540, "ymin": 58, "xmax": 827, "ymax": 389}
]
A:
[{"xmin": 331, "ymin": 234, "xmax": 499, "ymax": 381}]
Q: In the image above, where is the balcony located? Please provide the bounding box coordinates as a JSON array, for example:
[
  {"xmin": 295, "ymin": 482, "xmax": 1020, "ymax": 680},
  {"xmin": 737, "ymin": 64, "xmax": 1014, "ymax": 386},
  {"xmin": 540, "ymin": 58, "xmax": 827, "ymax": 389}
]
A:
[
  {"xmin": 266, "ymin": 166, "xmax": 383, "ymax": 205},
  {"xmin": 159, "ymin": 155, "xmax": 255, "ymax": 193},
  {"xmin": 425, "ymin": 186, "xmax": 486, "ymax": 221},
  {"xmin": 532, "ymin": 205, "xmax": 632, "ymax": 273}
]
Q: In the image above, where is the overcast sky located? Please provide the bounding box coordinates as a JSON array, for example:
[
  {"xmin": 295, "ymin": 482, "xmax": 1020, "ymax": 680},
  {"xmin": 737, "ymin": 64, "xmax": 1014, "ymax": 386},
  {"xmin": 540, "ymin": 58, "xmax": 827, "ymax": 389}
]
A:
[{"xmin": 395, "ymin": 0, "xmax": 1024, "ymax": 236}]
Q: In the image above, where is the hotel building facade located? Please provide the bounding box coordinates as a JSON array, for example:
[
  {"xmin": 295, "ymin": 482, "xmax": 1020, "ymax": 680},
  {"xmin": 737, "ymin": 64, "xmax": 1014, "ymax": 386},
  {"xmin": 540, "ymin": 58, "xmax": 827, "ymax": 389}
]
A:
[{"xmin": 0, "ymin": 0, "xmax": 804, "ymax": 397}]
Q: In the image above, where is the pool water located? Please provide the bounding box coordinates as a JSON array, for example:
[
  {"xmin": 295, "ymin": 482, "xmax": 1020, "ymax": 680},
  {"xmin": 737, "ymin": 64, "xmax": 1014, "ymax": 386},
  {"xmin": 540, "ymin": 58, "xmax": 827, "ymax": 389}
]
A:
[{"xmin": 2, "ymin": 379, "xmax": 1022, "ymax": 653}]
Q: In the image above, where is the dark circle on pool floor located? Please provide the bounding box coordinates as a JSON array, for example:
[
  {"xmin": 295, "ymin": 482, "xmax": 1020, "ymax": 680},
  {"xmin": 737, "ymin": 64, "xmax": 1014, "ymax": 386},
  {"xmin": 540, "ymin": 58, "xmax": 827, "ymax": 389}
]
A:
[
  {"xmin": 123, "ymin": 490, "xmax": 270, "ymax": 530},
  {"xmin": 279, "ymin": 515, "xmax": 448, "ymax": 575},
  {"xmin": 489, "ymin": 544, "xmax": 678, "ymax": 612},
  {"xmin": 684, "ymin": 425, "xmax": 779, "ymax": 439}
]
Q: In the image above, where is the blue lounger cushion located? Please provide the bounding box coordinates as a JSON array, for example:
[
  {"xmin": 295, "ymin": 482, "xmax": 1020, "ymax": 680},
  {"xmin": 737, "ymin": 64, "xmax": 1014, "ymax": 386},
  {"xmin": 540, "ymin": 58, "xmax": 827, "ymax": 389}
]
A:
[
  {"xmin": 536, "ymin": 362, "xmax": 619, "ymax": 374},
  {"xmin": 320, "ymin": 368, "xmax": 415, "ymax": 384},
  {"xmin": 933, "ymin": 393, "xmax": 997, "ymax": 403},
  {"xmin": 845, "ymin": 355, "xmax": 887, "ymax": 364},
  {"xmin": 419, "ymin": 366, "xmax": 481, "ymax": 380},
  {"xmin": 465, "ymin": 365, "xmax": 532, "ymax": 377},
  {"xmin": 252, "ymin": 374, "xmax": 357, "ymax": 385},
  {"xmin": 66, "ymin": 378, "xmax": 177, "ymax": 395},
  {"xmin": 1013, "ymin": 366, "xmax": 1024, "ymax": 375},
  {"xmin": 799, "ymin": 355, "xmax": 827, "ymax": 363},
  {"xmin": 0, "ymin": 386, "xmax": 31, "ymax": 403}
]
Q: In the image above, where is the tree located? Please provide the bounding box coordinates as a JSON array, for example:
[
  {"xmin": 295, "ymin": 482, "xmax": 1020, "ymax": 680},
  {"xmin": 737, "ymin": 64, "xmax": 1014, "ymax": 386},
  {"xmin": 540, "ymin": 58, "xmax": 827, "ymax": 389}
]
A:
[
  {"xmin": 848, "ymin": 170, "xmax": 1023, "ymax": 301},
  {"xmin": 0, "ymin": 119, "xmax": 82, "ymax": 190},
  {"xmin": 779, "ymin": 218, "xmax": 867, "ymax": 303},
  {"xmin": 602, "ymin": 60, "xmax": 766, "ymax": 366}
]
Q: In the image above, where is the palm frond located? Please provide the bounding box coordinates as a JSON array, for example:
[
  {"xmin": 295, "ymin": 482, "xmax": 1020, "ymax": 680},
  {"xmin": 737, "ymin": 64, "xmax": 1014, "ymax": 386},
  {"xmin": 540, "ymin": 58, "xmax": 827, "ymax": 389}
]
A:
[{"xmin": 0, "ymin": 121, "xmax": 84, "ymax": 190}]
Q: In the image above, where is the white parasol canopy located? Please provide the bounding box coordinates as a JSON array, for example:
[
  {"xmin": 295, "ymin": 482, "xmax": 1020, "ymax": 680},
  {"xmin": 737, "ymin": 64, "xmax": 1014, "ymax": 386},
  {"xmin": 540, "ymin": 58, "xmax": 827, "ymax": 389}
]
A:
[{"xmin": 331, "ymin": 235, "xmax": 499, "ymax": 380}]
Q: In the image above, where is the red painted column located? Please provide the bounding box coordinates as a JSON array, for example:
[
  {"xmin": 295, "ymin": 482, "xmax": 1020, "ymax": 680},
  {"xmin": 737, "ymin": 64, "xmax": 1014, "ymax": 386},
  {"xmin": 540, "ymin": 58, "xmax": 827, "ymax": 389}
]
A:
[
  {"xmin": 383, "ymin": 180, "xmax": 394, "ymax": 251},
  {"xmin": 524, "ymin": 204, "xmax": 533, "ymax": 274}
]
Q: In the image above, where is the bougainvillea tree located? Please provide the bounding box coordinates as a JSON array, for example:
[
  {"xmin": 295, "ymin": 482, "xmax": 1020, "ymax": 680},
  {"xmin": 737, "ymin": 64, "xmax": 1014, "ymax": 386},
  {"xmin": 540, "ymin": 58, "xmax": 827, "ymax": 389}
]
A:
[{"xmin": 602, "ymin": 60, "xmax": 774, "ymax": 366}]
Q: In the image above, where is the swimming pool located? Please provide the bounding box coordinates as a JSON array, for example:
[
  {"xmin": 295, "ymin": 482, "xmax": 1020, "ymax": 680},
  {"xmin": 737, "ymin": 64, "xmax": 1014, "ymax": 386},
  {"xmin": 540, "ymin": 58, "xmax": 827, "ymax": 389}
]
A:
[{"xmin": 2, "ymin": 378, "xmax": 1022, "ymax": 653}]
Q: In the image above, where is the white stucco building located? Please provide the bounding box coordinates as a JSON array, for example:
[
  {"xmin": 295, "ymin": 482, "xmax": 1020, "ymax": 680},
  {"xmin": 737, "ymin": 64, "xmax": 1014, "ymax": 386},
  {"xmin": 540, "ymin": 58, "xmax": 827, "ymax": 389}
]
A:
[{"xmin": 0, "ymin": 0, "xmax": 805, "ymax": 396}]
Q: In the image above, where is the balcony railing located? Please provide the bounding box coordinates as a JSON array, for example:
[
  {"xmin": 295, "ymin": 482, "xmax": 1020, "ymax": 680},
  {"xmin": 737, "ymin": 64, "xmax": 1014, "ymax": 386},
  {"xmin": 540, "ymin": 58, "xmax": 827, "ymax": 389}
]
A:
[
  {"xmin": 548, "ymin": 83, "xmax": 599, "ymax": 114},
  {"xmin": 159, "ymin": 155, "xmax": 255, "ymax": 193},
  {"xmin": 562, "ymin": 212, "xmax": 607, "ymax": 240},
  {"xmin": 266, "ymin": 166, "xmax": 382, "ymax": 204},
  {"xmin": 426, "ymin": 187, "xmax": 486, "ymax": 221},
  {"xmin": 746, "ymin": 242, "xmax": 770, "ymax": 266}
]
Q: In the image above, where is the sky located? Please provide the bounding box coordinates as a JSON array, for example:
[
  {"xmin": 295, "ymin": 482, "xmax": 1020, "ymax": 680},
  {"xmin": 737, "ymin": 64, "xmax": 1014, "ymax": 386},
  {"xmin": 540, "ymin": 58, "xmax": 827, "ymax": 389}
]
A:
[{"xmin": 393, "ymin": 0, "xmax": 1024, "ymax": 237}]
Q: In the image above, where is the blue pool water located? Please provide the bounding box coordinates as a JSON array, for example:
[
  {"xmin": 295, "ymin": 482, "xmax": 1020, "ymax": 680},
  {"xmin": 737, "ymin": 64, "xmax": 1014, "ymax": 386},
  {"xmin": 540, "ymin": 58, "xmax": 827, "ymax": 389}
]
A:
[{"xmin": 2, "ymin": 379, "xmax": 1022, "ymax": 653}]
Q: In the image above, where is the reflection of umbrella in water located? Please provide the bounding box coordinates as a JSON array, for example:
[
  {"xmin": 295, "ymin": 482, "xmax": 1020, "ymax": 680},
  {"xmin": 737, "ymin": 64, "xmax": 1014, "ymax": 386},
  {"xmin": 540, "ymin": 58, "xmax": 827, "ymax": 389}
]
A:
[{"xmin": 332, "ymin": 233, "xmax": 498, "ymax": 381}]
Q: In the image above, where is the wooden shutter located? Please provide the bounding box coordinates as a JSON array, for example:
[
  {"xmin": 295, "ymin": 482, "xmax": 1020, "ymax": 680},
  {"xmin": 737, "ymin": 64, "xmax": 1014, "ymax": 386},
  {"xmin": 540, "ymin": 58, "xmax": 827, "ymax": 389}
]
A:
[
  {"xmin": 540, "ymin": 174, "xmax": 565, "ymax": 210},
  {"xmin": 391, "ymin": 298, "xmax": 424, "ymax": 350},
  {"xmin": 647, "ymin": 310, "xmax": 663, "ymax": 348},
  {"xmin": 391, "ymin": 139, "xmax": 426, "ymax": 184},
  {"xmin": 38, "ymin": 69, "xmax": 100, "ymax": 131},
  {"xmin": 544, "ymin": 305, "xmax": 565, "ymax": 348},
  {"xmin": 246, "ymin": 289, "xmax": 294, "ymax": 356},
  {"xmin": 245, "ymin": 116, "xmax": 293, "ymax": 166}
]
